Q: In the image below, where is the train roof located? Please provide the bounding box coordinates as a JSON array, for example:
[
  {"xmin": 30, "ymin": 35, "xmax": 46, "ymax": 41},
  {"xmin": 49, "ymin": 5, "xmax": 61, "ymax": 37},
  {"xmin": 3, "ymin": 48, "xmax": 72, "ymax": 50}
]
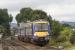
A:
[
  {"xmin": 33, "ymin": 22, "xmax": 48, "ymax": 24},
  {"xmin": 32, "ymin": 19, "xmax": 48, "ymax": 24}
]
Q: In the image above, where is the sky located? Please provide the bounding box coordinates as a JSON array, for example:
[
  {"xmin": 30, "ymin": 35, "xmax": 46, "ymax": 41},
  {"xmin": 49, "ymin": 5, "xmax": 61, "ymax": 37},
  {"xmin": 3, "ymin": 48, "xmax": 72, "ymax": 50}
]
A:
[{"xmin": 0, "ymin": 0, "xmax": 75, "ymax": 23}]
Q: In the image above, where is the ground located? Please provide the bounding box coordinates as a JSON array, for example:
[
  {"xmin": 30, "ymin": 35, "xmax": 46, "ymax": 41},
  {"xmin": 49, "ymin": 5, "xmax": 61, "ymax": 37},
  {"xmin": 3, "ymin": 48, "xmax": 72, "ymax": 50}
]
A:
[
  {"xmin": 63, "ymin": 45, "xmax": 75, "ymax": 50},
  {"xmin": 0, "ymin": 44, "xmax": 2, "ymax": 50}
]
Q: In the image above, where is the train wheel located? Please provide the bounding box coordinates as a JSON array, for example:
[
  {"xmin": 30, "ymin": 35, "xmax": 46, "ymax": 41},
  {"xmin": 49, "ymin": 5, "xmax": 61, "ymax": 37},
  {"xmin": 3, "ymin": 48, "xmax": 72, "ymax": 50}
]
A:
[{"xmin": 39, "ymin": 40, "xmax": 49, "ymax": 46}]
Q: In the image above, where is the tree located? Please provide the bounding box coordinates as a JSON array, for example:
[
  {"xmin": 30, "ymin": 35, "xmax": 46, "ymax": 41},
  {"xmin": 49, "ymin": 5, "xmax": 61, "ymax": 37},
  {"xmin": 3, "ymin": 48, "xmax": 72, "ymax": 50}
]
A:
[
  {"xmin": 70, "ymin": 31, "xmax": 75, "ymax": 44},
  {"xmin": 58, "ymin": 27, "xmax": 73, "ymax": 42},
  {"xmin": 0, "ymin": 25, "xmax": 5, "ymax": 33},
  {"xmin": 0, "ymin": 9, "xmax": 12, "ymax": 37},
  {"xmin": 9, "ymin": 14, "xmax": 13, "ymax": 22},
  {"xmin": 16, "ymin": 8, "xmax": 51, "ymax": 23},
  {"xmin": 30, "ymin": 10, "xmax": 48, "ymax": 21},
  {"xmin": 51, "ymin": 20, "xmax": 62, "ymax": 38},
  {"xmin": 16, "ymin": 8, "xmax": 33, "ymax": 23}
]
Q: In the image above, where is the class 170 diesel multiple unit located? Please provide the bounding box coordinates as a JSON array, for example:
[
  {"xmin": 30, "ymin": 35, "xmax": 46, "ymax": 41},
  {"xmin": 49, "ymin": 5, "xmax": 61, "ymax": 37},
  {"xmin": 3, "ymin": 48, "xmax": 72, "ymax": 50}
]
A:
[{"xmin": 18, "ymin": 20, "xmax": 50, "ymax": 46}]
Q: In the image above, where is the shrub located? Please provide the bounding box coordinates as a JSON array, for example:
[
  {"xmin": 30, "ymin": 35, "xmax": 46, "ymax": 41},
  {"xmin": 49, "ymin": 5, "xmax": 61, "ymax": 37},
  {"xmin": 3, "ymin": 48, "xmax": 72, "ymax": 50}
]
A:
[{"xmin": 70, "ymin": 31, "xmax": 75, "ymax": 44}]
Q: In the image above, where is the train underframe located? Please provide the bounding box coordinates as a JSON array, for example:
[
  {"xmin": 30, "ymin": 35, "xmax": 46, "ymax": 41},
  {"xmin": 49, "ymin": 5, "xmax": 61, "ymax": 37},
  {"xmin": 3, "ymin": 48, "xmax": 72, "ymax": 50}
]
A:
[
  {"xmin": 33, "ymin": 37, "xmax": 49, "ymax": 46},
  {"xmin": 18, "ymin": 35, "xmax": 49, "ymax": 46}
]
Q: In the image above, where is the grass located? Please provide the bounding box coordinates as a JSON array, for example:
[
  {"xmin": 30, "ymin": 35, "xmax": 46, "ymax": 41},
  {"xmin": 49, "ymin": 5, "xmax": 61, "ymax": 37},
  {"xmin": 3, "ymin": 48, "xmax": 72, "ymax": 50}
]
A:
[
  {"xmin": 49, "ymin": 39, "xmax": 75, "ymax": 50},
  {"xmin": 63, "ymin": 45, "xmax": 75, "ymax": 50}
]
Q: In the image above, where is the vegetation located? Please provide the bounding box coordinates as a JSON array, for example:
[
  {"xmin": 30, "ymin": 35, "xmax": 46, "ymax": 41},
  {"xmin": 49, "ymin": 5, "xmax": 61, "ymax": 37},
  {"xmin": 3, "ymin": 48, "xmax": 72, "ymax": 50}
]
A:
[
  {"xmin": 15, "ymin": 7, "xmax": 75, "ymax": 48},
  {"xmin": 16, "ymin": 8, "xmax": 61, "ymax": 37},
  {"xmin": 0, "ymin": 25, "xmax": 5, "ymax": 33},
  {"xmin": 0, "ymin": 9, "xmax": 13, "ymax": 38},
  {"xmin": 16, "ymin": 8, "xmax": 52, "ymax": 23},
  {"xmin": 51, "ymin": 20, "xmax": 62, "ymax": 38},
  {"xmin": 70, "ymin": 31, "xmax": 75, "ymax": 44},
  {"xmin": 0, "ymin": 7, "xmax": 75, "ymax": 50}
]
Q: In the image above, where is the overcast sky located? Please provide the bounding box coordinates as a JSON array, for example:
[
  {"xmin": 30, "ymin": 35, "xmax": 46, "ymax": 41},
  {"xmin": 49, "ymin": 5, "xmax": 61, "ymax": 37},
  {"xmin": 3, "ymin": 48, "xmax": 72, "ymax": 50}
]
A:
[{"xmin": 0, "ymin": 0, "xmax": 75, "ymax": 23}]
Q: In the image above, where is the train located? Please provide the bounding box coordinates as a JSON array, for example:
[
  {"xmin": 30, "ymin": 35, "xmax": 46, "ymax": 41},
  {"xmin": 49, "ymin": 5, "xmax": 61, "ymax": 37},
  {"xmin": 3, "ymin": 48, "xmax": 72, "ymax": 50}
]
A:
[{"xmin": 18, "ymin": 19, "xmax": 50, "ymax": 46}]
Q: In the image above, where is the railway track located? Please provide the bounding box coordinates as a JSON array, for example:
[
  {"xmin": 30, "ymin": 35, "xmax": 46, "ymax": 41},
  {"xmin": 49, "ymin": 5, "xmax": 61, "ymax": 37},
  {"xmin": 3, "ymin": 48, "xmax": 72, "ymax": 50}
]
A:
[
  {"xmin": 14, "ymin": 38, "xmax": 61, "ymax": 50},
  {"xmin": 2, "ymin": 38, "xmax": 29, "ymax": 50},
  {"xmin": 2, "ymin": 37, "xmax": 61, "ymax": 50}
]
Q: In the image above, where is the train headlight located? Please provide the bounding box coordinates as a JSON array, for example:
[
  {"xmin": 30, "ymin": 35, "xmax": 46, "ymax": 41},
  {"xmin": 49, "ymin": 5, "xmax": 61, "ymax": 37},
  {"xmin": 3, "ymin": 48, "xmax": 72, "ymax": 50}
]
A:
[
  {"xmin": 34, "ymin": 33, "xmax": 37, "ymax": 36},
  {"xmin": 33, "ymin": 34, "xmax": 38, "ymax": 39}
]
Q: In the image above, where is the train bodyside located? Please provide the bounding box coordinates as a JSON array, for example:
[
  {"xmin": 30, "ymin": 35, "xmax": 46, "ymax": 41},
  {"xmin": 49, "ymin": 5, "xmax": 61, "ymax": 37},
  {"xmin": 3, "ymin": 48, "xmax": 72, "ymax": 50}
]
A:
[
  {"xmin": 18, "ymin": 20, "xmax": 50, "ymax": 46},
  {"xmin": 18, "ymin": 22, "xmax": 32, "ymax": 42}
]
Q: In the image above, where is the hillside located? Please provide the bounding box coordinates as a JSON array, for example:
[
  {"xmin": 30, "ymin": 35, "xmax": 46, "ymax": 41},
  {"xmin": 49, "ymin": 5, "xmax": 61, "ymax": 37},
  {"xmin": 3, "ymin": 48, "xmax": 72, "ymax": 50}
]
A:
[{"xmin": 60, "ymin": 21, "xmax": 75, "ymax": 27}]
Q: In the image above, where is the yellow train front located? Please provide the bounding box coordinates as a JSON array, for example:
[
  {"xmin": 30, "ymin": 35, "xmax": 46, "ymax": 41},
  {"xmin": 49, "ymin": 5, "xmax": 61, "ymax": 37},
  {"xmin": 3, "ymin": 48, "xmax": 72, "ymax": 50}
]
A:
[{"xmin": 32, "ymin": 21, "xmax": 50, "ymax": 45}]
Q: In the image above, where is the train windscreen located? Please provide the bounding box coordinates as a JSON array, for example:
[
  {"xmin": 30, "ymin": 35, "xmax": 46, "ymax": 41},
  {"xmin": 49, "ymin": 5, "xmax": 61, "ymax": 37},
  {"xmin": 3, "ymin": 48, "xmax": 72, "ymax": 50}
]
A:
[{"xmin": 34, "ymin": 23, "xmax": 48, "ymax": 32}]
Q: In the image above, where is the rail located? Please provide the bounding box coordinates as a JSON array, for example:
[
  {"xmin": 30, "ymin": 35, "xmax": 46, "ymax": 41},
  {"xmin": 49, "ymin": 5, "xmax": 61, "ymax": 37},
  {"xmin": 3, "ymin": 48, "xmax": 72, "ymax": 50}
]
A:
[
  {"xmin": 1, "ymin": 36, "xmax": 61, "ymax": 50},
  {"xmin": 1, "ymin": 37, "xmax": 29, "ymax": 50}
]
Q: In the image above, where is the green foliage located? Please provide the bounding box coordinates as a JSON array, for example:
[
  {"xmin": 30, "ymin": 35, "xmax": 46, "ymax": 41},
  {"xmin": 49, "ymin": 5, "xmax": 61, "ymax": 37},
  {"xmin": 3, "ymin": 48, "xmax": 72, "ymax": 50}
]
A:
[
  {"xmin": 58, "ymin": 42, "xmax": 71, "ymax": 48},
  {"xmin": 30, "ymin": 10, "xmax": 47, "ymax": 21},
  {"xmin": 58, "ymin": 27, "xmax": 73, "ymax": 42},
  {"xmin": 16, "ymin": 8, "xmax": 33, "ymax": 23},
  {"xmin": 70, "ymin": 31, "xmax": 75, "ymax": 44},
  {"xmin": 16, "ymin": 8, "xmax": 51, "ymax": 23},
  {"xmin": 0, "ymin": 25, "xmax": 5, "ymax": 33},
  {"xmin": 0, "ymin": 9, "xmax": 13, "ymax": 37},
  {"xmin": 49, "ymin": 38, "xmax": 57, "ymax": 46},
  {"xmin": 50, "ymin": 25, "xmax": 73, "ymax": 47},
  {"xmin": 62, "ymin": 23, "xmax": 72, "ymax": 29},
  {"xmin": 0, "ymin": 9, "xmax": 9, "ymax": 24},
  {"xmin": 51, "ymin": 20, "xmax": 62, "ymax": 38},
  {"xmin": 49, "ymin": 39, "xmax": 72, "ymax": 48},
  {"xmin": 9, "ymin": 14, "xmax": 13, "ymax": 22}
]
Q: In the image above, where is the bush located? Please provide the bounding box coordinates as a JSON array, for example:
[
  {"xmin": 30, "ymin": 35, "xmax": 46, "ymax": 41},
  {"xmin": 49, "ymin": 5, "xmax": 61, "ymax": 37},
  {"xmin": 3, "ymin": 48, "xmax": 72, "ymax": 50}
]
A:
[
  {"xmin": 60, "ymin": 42, "xmax": 71, "ymax": 48},
  {"xmin": 70, "ymin": 31, "xmax": 75, "ymax": 44},
  {"xmin": 49, "ymin": 38, "xmax": 57, "ymax": 46}
]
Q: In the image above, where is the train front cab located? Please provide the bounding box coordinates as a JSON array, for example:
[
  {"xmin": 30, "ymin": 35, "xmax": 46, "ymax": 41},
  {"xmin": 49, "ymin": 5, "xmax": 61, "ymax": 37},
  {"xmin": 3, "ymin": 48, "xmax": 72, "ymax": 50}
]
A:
[{"xmin": 32, "ymin": 22, "xmax": 50, "ymax": 45}]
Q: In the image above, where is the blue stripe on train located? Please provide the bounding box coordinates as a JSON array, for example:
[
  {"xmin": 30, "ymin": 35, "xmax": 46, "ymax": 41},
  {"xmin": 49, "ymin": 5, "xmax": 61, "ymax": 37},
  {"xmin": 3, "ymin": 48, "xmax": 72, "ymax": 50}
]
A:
[{"xmin": 48, "ymin": 24, "xmax": 50, "ymax": 35}]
